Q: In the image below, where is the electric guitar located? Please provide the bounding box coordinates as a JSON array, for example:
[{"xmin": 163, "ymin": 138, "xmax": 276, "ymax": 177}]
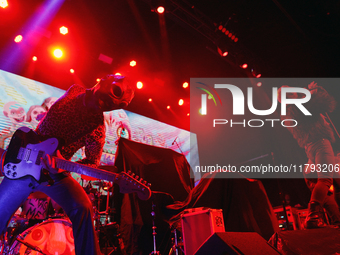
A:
[{"xmin": 1, "ymin": 126, "xmax": 151, "ymax": 200}]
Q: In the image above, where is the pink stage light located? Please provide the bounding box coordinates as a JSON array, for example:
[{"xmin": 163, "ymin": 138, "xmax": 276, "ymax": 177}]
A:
[
  {"xmin": 130, "ymin": 60, "xmax": 137, "ymax": 67},
  {"xmin": 32, "ymin": 56, "xmax": 37, "ymax": 61},
  {"xmin": 183, "ymin": 82, "xmax": 189, "ymax": 88},
  {"xmin": 178, "ymin": 99, "xmax": 184, "ymax": 106},
  {"xmin": 241, "ymin": 63, "xmax": 248, "ymax": 69},
  {"xmin": 59, "ymin": 26, "xmax": 68, "ymax": 35}
]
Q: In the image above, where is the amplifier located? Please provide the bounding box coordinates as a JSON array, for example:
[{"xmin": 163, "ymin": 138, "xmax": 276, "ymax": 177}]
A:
[{"xmin": 181, "ymin": 207, "xmax": 225, "ymax": 255}]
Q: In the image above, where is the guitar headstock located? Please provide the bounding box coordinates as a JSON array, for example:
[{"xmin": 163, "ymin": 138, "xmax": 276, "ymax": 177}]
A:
[{"xmin": 117, "ymin": 171, "xmax": 151, "ymax": 200}]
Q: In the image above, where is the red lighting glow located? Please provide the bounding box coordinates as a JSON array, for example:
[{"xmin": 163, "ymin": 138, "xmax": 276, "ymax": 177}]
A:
[
  {"xmin": 59, "ymin": 26, "xmax": 68, "ymax": 35},
  {"xmin": 218, "ymin": 25, "xmax": 223, "ymax": 30},
  {"xmin": 14, "ymin": 35, "xmax": 23, "ymax": 43},
  {"xmin": 136, "ymin": 81, "xmax": 143, "ymax": 89},
  {"xmin": 0, "ymin": 0, "xmax": 8, "ymax": 8},
  {"xmin": 183, "ymin": 82, "xmax": 189, "ymax": 88},
  {"xmin": 234, "ymin": 37, "xmax": 239, "ymax": 42},
  {"xmin": 115, "ymin": 72, "xmax": 122, "ymax": 76},
  {"xmin": 187, "ymin": 113, "xmax": 190, "ymax": 116},
  {"xmin": 96, "ymin": 78, "xmax": 101, "ymax": 82},
  {"xmin": 130, "ymin": 60, "xmax": 137, "ymax": 67},
  {"xmin": 70, "ymin": 69, "xmax": 75, "ymax": 74},
  {"xmin": 157, "ymin": 6, "xmax": 165, "ymax": 14},
  {"xmin": 148, "ymin": 98, "xmax": 152, "ymax": 102},
  {"xmin": 225, "ymin": 30, "xmax": 229, "ymax": 35},
  {"xmin": 167, "ymin": 105, "xmax": 170, "ymax": 109},
  {"xmin": 256, "ymin": 82, "xmax": 262, "ymax": 87},
  {"xmin": 32, "ymin": 56, "xmax": 37, "ymax": 61},
  {"xmin": 178, "ymin": 99, "xmax": 184, "ymax": 106},
  {"xmin": 222, "ymin": 51, "xmax": 228, "ymax": 57},
  {"xmin": 241, "ymin": 63, "xmax": 248, "ymax": 69},
  {"xmin": 256, "ymin": 73, "xmax": 262, "ymax": 78}
]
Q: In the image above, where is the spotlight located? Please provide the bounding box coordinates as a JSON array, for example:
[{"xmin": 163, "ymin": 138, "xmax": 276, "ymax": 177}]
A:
[
  {"xmin": 53, "ymin": 48, "xmax": 63, "ymax": 58},
  {"xmin": 183, "ymin": 82, "xmax": 189, "ymax": 88},
  {"xmin": 59, "ymin": 26, "xmax": 68, "ymax": 35},
  {"xmin": 148, "ymin": 98, "xmax": 152, "ymax": 102},
  {"xmin": 14, "ymin": 35, "xmax": 23, "ymax": 43},
  {"xmin": 0, "ymin": 0, "xmax": 8, "ymax": 8},
  {"xmin": 130, "ymin": 60, "xmax": 137, "ymax": 67},
  {"xmin": 187, "ymin": 113, "xmax": 190, "ymax": 116},
  {"xmin": 70, "ymin": 69, "xmax": 75, "ymax": 73},
  {"xmin": 32, "ymin": 56, "xmax": 37, "ymax": 61},
  {"xmin": 157, "ymin": 6, "xmax": 165, "ymax": 14},
  {"xmin": 167, "ymin": 105, "xmax": 170, "ymax": 109},
  {"xmin": 241, "ymin": 63, "xmax": 248, "ymax": 69},
  {"xmin": 96, "ymin": 78, "xmax": 101, "ymax": 82},
  {"xmin": 217, "ymin": 46, "xmax": 228, "ymax": 57},
  {"xmin": 136, "ymin": 81, "xmax": 143, "ymax": 89},
  {"xmin": 256, "ymin": 74, "xmax": 262, "ymax": 78},
  {"xmin": 115, "ymin": 72, "xmax": 122, "ymax": 76},
  {"xmin": 178, "ymin": 99, "xmax": 184, "ymax": 106},
  {"xmin": 256, "ymin": 82, "xmax": 262, "ymax": 87}
]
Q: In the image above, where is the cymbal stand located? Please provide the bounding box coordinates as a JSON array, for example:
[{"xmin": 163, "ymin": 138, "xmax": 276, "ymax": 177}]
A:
[{"xmin": 150, "ymin": 197, "xmax": 160, "ymax": 255}]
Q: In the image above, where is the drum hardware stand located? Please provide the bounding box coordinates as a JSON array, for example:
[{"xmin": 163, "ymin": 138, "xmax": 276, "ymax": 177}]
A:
[
  {"xmin": 15, "ymin": 234, "xmax": 47, "ymax": 255},
  {"xmin": 150, "ymin": 195, "xmax": 160, "ymax": 255},
  {"xmin": 169, "ymin": 228, "xmax": 184, "ymax": 255}
]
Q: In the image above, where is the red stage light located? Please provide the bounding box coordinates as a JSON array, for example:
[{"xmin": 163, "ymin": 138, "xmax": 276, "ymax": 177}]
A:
[
  {"xmin": 231, "ymin": 35, "xmax": 235, "ymax": 40},
  {"xmin": 0, "ymin": 0, "xmax": 8, "ymax": 8},
  {"xmin": 256, "ymin": 73, "xmax": 262, "ymax": 78},
  {"xmin": 225, "ymin": 30, "xmax": 229, "ymax": 35},
  {"xmin": 14, "ymin": 35, "xmax": 23, "ymax": 43},
  {"xmin": 115, "ymin": 72, "xmax": 122, "ymax": 76},
  {"xmin": 53, "ymin": 48, "xmax": 63, "ymax": 58},
  {"xmin": 228, "ymin": 33, "xmax": 232, "ymax": 38},
  {"xmin": 130, "ymin": 60, "xmax": 137, "ymax": 67},
  {"xmin": 59, "ymin": 26, "xmax": 68, "ymax": 35},
  {"xmin": 218, "ymin": 25, "xmax": 223, "ymax": 30},
  {"xmin": 32, "ymin": 56, "xmax": 37, "ymax": 61},
  {"xmin": 167, "ymin": 105, "xmax": 170, "ymax": 109},
  {"xmin": 187, "ymin": 113, "xmax": 190, "ymax": 116},
  {"xmin": 157, "ymin": 6, "xmax": 165, "ymax": 14},
  {"xmin": 70, "ymin": 69, "xmax": 75, "ymax": 73},
  {"xmin": 257, "ymin": 82, "xmax": 262, "ymax": 87},
  {"xmin": 222, "ymin": 51, "xmax": 228, "ymax": 57},
  {"xmin": 241, "ymin": 63, "xmax": 248, "ymax": 69},
  {"xmin": 221, "ymin": 28, "xmax": 226, "ymax": 33},
  {"xmin": 96, "ymin": 78, "xmax": 101, "ymax": 82},
  {"xmin": 136, "ymin": 81, "xmax": 143, "ymax": 89},
  {"xmin": 148, "ymin": 98, "xmax": 152, "ymax": 102},
  {"xmin": 234, "ymin": 37, "xmax": 239, "ymax": 42},
  {"xmin": 183, "ymin": 82, "xmax": 189, "ymax": 88},
  {"xmin": 178, "ymin": 99, "xmax": 184, "ymax": 106}
]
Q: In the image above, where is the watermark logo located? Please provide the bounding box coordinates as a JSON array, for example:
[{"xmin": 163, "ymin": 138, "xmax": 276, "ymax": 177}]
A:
[{"xmin": 196, "ymin": 82, "xmax": 222, "ymax": 115}]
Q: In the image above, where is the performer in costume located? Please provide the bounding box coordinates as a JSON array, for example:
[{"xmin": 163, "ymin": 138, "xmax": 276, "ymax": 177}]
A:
[
  {"xmin": 0, "ymin": 74, "xmax": 134, "ymax": 254},
  {"xmin": 278, "ymin": 82, "xmax": 340, "ymax": 228}
]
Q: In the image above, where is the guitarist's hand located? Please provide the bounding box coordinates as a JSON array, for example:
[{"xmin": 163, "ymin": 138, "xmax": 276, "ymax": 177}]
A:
[{"xmin": 41, "ymin": 150, "xmax": 65, "ymax": 174}]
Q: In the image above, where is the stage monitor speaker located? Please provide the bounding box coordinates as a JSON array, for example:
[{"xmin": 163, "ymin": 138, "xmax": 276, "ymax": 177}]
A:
[{"xmin": 194, "ymin": 232, "xmax": 280, "ymax": 255}]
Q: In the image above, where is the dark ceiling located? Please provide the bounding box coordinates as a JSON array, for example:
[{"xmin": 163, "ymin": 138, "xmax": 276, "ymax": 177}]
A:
[{"xmin": 0, "ymin": 0, "xmax": 339, "ymax": 131}]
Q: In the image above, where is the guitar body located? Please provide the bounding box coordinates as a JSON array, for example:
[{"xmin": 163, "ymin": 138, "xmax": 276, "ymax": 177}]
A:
[
  {"xmin": 1, "ymin": 127, "xmax": 151, "ymax": 200},
  {"xmin": 2, "ymin": 126, "xmax": 59, "ymax": 181}
]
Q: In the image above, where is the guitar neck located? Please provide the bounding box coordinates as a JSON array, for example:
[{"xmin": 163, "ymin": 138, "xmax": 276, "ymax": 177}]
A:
[{"xmin": 54, "ymin": 158, "xmax": 118, "ymax": 182}]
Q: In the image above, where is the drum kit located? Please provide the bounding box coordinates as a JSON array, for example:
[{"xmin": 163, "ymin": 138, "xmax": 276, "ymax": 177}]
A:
[{"xmin": 0, "ymin": 179, "xmax": 123, "ymax": 255}]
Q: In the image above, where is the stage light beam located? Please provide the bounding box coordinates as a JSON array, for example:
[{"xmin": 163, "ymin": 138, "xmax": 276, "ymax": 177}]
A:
[
  {"xmin": 14, "ymin": 35, "xmax": 23, "ymax": 43},
  {"xmin": 136, "ymin": 81, "xmax": 143, "ymax": 89},
  {"xmin": 130, "ymin": 60, "xmax": 137, "ymax": 67},
  {"xmin": 53, "ymin": 48, "xmax": 63, "ymax": 58},
  {"xmin": 59, "ymin": 26, "xmax": 68, "ymax": 35},
  {"xmin": 0, "ymin": 0, "xmax": 8, "ymax": 8},
  {"xmin": 157, "ymin": 6, "xmax": 165, "ymax": 14}
]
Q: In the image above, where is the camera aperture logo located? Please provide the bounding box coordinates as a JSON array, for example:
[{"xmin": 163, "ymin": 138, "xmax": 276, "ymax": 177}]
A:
[{"xmin": 196, "ymin": 81, "xmax": 312, "ymax": 128}]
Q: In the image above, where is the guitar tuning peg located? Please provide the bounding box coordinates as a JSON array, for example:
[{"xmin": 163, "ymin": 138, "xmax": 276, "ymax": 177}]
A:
[
  {"xmin": 143, "ymin": 180, "xmax": 147, "ymax": 185},
  {"xmin": 135, "ymin": 175, "xmax": 139, "ymax": 180},
  {"xmin": 139, "ymin": 178, "xmax": 143, "ymax": 183},
  {"xmin": 127, "ymin": 170, "xmax": 131, "ymax": 175},
  {"xmin": 131, "ymin": 173, "xmax": 135, "ymax": 177}
]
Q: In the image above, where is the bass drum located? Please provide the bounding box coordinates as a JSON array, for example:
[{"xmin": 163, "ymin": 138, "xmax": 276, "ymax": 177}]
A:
[{"xmin": 9, "ymin": 218, "xmax": 75, "ymax": 255}]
